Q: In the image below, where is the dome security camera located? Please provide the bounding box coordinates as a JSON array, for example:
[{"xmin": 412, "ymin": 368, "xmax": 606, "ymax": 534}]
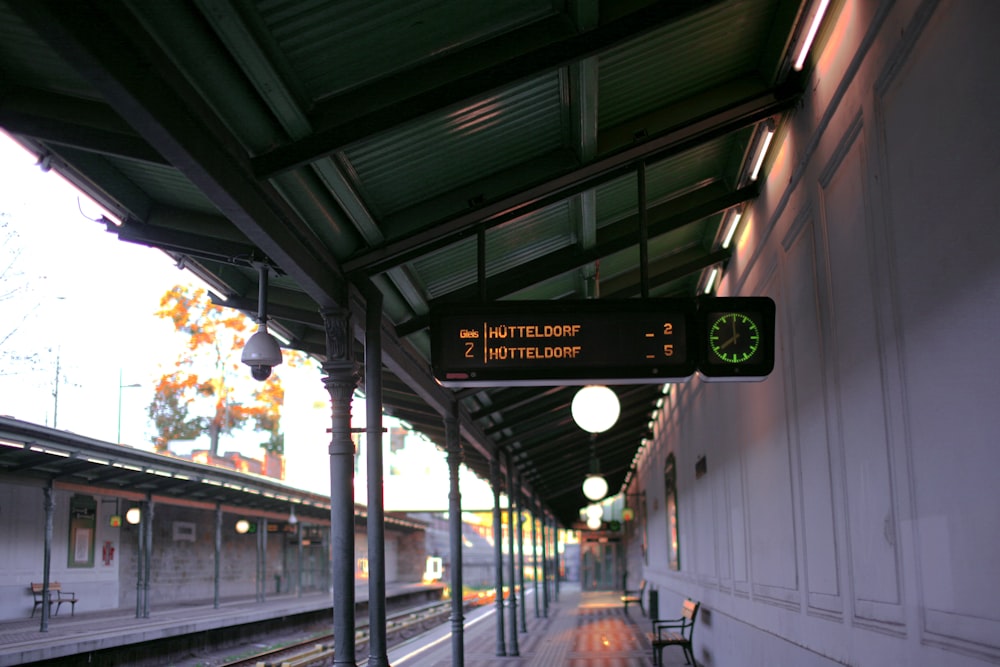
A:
[{"xmin": 242, "ymin": 327, "xmax": 283, "ymax": 381}]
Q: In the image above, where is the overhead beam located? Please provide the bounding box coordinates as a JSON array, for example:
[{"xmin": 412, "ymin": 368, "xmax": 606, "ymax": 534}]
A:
[
  {"xmin": 0, "ymin": 87, "xmax": 167, "ymax": 165},
  {"xmin": 342, "ymin": 87, "xmax": 793, "ymax": 277},
  {"xmin": 8, "ymin": 0, "xmax": 348, "ymax": 309},
  {"xmin": 393, "ymin": 182, "xmax": 750, "ymax": 337},
  {"xmin": 252, "ymin": 0, "xmax": 718, "ymax": 178}
]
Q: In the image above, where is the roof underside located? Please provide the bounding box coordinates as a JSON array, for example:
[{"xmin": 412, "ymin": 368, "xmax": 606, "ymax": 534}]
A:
[{"xmin": 0, "ymin": 0, "xmax": 816, "ymax": 526}]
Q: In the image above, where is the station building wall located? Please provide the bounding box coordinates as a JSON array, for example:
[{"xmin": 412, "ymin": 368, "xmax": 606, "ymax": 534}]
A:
[
  {"xmin": 1, "ymin": 482, "xmax": 123, "ymax": 621},
  {"xmin": 0, "ymin": 473, "xmax": 426, "ymax": 621},
  {"xmin": 631, "ymin": 1, "xmax": 1000, "ymax": 665},
  {"xmin": 116, "ymin": 503, "xmax": 292, "ymax": 607}
]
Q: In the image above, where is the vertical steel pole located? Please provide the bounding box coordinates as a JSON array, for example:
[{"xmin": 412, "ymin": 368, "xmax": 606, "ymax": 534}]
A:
[
  {"xmin": 214, "ymin": 504, "xmax": 221, "ymax": 608},
  {"xmin": 490, "ymin": 457, "xmax": 506, "ymax": 656},
  {"xmin": 322, "ymin": 306, "xmax": 359, "ymax": 667},
  {"xmin": 256, "ymin": 517, "xmax": 263, "ymax": 602},
  {"xmin": 40, "ymin": 485, "xmax": 54, "ymax": 632},
  {"xmin": 516, "ymin": 481, "xmax": 526, "ymax": 633},
  {"xmin": 541, "ymin": 516, "xmax": 549, "ymax": 618},
  {"xmin": 531, "ymin": 503, "xmax": 539, "ymax": 619},
  {"xmin": 143, "ymin": 498, "xmax": 153, "ymax": 618},
  {"xmin": 506, "ymin": 452, "xmax": 519, "ymax": 656},
  {"xmin": 638, "ymin": 160, "xmax": 650, "ymax": 298},
  {"xmin": 552, "ymin": 516, "xmax": 560, "ymax": 602},
  {"xmin": 445, "ymin": 402, "xmax": 464, "ymax": 667},
  {"xmin": 261, "ymin": 518, "xmax": 268, "ymax": 601},
  {"xmin": 297, "ymin": 522, "xmax": 303, "ymax": 597},
  {"xmin": 135, "ymin": 504, "xmax": 143, "ymax": 618},
  {"xmin": 365, "ymin": 288, "xmax": 390, "ymax": 667}
]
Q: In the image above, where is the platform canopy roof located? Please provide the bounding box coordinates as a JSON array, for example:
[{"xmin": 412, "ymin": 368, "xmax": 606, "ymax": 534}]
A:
[
  {"xmin": 0, "ymin": 416, "xmax": 433, "ymax": 531},
  {"xmin": 0, "ymin": 0, "xmax": 820, "ymax": 526}
]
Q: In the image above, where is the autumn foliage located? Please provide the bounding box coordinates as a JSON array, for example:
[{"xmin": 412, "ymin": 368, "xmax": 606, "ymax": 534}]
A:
[{"xmin": 148, "ymin": 284, "xmax": 295, "ymax": 456}]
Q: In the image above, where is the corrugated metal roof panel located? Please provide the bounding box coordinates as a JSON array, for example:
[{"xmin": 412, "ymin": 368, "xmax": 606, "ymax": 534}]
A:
[
  {"xmin": 259, "ymin": 0, "xmax": 552, "ymax": 98},
  {"xmin": 595, "ymin": 135, "xmax": 737, "ymax": 226},
  {"xmin": 598, "ymin": 0, "xmax": 778, "ymax": 129},
  {"xmin": 410, "ymin": 199, "xmax": 574, "ymax": 300},
  {"xmin": 0, "ymin": 10, "xmax": 93, "ymax": 98},
  {"xmin": 113, "ymin": 161, "xmax": 220, "ymax": 215},
  {"xmin": 344, "ymin": 73, "xmax": 564, "ymax": 216}
]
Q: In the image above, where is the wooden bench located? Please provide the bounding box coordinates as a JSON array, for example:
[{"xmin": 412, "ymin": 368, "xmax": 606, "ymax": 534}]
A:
[
  {"xmin": 648, "ymin": 597, "xmax": 699, "ymax": 666},
  {"xmin": 30, "ymin": 582, "xmax": 78, "ymax": 618},
  {"xmin": 620, "ymin": 578, "xmax": 646, "ymax": 616}
]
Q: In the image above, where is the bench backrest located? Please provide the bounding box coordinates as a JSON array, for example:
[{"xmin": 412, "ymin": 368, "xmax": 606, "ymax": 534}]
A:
[
  {"xmin": 31, "ymin": 582, "xmax": 62, "ymax": 594},
  {"xmin": 681, "ymin": 599, "xmax": 700, "ymax": 639}
]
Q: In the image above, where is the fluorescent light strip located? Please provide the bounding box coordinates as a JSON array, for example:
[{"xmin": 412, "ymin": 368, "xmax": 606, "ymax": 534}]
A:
[
  {"xmin": 750, "ymin": 129, "xmax": 775, "ymax": 181},
  {"xmin": 704, "ymin": 267, "xmax": 719, "ymax": 294},
  {"xmin": 794, "ymin": 0, "xmax": 831, "ymax": 71},
  {"xmin": 722, "ymin": 212, "xmax": 743, "ymax": 249}
]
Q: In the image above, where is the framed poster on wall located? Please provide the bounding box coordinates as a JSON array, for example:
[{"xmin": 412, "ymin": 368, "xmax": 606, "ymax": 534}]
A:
[{"xmin": 68, "ymin": 495, "xmax": 96, "ymax": 568}]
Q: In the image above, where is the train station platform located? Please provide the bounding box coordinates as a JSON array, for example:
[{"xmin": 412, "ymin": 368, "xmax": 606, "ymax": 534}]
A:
[
  {"xmin": 387, "ymin": 583, "xmax": 682, "ymax": 666},
  {"xmin": 2, "ymin": 582, "xmax": 687, "ymax": 666},
  {"xmin": 0, "ymin": 581, "xmax": 443, "ymax": 666}
]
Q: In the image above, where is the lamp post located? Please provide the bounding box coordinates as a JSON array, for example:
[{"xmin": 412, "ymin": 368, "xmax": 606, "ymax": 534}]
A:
[{"xmin": 117, "ymin": 369, "xmax": 141, "ymax": 444}]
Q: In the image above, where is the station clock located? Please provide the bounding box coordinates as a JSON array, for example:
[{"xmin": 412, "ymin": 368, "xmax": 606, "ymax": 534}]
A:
[{"xmin": 697, "ymin": 296, "xmax": 775, "ymax": 381}]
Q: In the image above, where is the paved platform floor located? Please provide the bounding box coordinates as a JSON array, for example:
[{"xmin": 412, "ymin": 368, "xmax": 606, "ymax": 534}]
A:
[{"xmin": 387, "ymin": 584, "xmax": 694, "ymax": 666}]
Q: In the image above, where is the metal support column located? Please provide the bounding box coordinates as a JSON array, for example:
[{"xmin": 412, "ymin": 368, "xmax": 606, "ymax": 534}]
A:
[
  {"xmin": 490, "ymin": 457, "xmax": 506, "ymax": 656},
  {"xmin": 255, "ymin": 516, "xmax": 263, "ymax": 602},
  {"xmin": 365, "ymin": 288, "xmax": 390, "ymax": 667},
  {"xmin": 541, "ymin": 516, "xmax": 549, "ymax": 618},
  {"xmin": 143, "ymin": 498, "xmax": 153, "ymax": 618},
  {"xmin": 321, "ymin": 306, "xmax": 359, "ymax": 667},
  {"xmin": 552, "ymin": 516, "xmax": 560, "ymax": 602},
  {"xmin": 506, "ymin": 452, "xmax": 519, "ymax": 656},
  {"xmin": 445, "ymin": 402, "xmax": 464, "ymax": 667},
  {"xmin": 40, "ymin": 485, "xmax": 54, "ymax": 632},
  {"xmin": 531, "ymin": 503, "xmax": 539, "ymax": 619},
  {"xmin": 261, "ymin": 518, "xmax": 268, "ymax": 601},
  {"xmin": 516, "ymin": 476, "xmax": 526, "ymax": 633},
  {"xmin": 297, "ymin": 522, "xmax": 303, "ymax": 597},
  {"xmin": 214, "ymin": 504, "xmax": 221, "ymax": 608},
  {"xmin": 135, "ymin": 502, "xmax": 144, "ymax": 619}
]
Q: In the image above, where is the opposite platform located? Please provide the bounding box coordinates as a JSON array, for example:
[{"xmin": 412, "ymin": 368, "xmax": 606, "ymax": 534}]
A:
[{"xmin": 0, "ymin": 582, "xmax": 441, "ymax": 666}]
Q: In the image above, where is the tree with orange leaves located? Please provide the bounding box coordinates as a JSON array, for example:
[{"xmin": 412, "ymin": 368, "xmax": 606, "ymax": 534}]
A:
[{"xmin": 148, "ymin": 284, "xmax": 294, "ymax": 457}]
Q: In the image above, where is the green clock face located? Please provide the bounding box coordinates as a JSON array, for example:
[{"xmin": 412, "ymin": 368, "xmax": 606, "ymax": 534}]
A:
[{"xmin": 708, "ymin": 312, "xmax": 761, "ymax": 363}]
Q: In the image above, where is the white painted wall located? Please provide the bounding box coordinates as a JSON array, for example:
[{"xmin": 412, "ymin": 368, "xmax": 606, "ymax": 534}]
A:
[
  {"xmin": 633, "ymin": 0, "xmax": 1000, "ymax": 665},
  {"xmin": 0, "ymin": 483, "xmax": 121, "ymax": 621}
]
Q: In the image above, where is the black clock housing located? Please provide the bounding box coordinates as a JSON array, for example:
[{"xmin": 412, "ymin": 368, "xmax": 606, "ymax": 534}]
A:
[{"xmin": 697, "ymin": 296, "xmax": 776, "ymax": 381}]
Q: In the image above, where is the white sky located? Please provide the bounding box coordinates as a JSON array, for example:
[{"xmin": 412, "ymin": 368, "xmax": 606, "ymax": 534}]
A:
[{"xmin": 0, "ymin": 131, "xmax": 494, "ymax": 509}]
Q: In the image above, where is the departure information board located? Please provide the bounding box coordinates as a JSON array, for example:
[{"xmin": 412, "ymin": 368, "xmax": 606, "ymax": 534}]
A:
[
  {"xmin": 430, "ymin": 299, "xmax": 697, "ymax": 386},
  {"xmin": 430, "ymin": 297, "xmax": 775, "ymax": 386}
]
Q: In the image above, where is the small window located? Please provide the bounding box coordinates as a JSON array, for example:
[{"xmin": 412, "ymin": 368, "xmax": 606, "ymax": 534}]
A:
[{"xmin": 664, "ymin": 454, "xmax": 680, "ymax": 570}]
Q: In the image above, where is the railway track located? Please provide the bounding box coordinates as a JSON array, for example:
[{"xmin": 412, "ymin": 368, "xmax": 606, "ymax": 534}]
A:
[{"xmin": 217, "ymin": 595, "xmax": 492, "ymax": 667}]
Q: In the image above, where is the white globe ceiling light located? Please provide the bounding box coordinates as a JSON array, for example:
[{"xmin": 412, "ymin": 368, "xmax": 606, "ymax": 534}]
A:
[
  {"xmin": 585, "ymin": 504, "xmax": 604, "ymax": 520},
  {"xmin": 571, "ymin": 385, "xmax": 621, "ymax": 433},
  {"xmin": 586, "ymin": 515, "xmax": 602, "ymax": 530},
  {"xmin": 583, "ymin": 474, "xmax": 609, "ymax": 502},
  {"xmin": 574, "ymin": 385, "xmax": 618, "ymax": 503}
]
